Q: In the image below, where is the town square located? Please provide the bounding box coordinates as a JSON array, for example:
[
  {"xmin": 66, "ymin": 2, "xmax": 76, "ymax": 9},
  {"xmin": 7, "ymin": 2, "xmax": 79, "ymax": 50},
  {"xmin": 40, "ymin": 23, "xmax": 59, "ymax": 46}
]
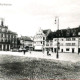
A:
[{"xmin": 0, "ymin": 0, "xmax": 80, "ymax": 80}]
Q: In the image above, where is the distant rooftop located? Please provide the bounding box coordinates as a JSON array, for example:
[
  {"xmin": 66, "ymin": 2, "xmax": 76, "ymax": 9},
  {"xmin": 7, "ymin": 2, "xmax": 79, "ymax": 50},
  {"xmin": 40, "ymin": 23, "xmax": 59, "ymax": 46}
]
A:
[
  {"xmin": 43, "ymin": 29, "xmax": 52, "ymax": 36},
  {"xmin": 46, "ymin": 26, "xmax": 80, "ymax": 40},
  {"xmin": 20, "ymin": 36, "xmax": 33, "ymax": 42}
]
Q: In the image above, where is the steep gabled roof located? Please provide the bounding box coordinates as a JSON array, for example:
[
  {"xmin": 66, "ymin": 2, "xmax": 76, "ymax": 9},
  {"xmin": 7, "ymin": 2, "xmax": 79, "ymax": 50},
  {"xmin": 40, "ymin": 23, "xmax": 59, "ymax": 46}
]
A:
[
  {"xmin": 43, "ymin": 29, "xmax": 52, "ymax": 36},
  {"xmin": 46, "ymin": 32, "xmax": 53, "ymax": 40}
]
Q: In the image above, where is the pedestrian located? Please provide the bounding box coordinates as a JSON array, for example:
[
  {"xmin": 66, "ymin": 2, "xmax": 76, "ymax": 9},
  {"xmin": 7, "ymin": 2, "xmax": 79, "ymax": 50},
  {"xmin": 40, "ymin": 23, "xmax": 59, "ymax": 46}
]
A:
[
  {"xmin": 47, "ymin": 49, "xmax": 49, "ymax": 55},
  {"xmin": 23, "ymin": 50, "xmax": 25, "ymax": 55}
]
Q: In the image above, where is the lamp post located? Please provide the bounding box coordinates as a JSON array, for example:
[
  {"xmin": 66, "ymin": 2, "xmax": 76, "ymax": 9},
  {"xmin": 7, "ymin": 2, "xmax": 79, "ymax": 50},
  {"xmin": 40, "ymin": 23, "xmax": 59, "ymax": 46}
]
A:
[
  {"xmin": 55, "ymin": 16, "xmax": 59, "ymax": 58},
  {"xmin": 42, "ymin": 41, "xmax": 44, "ymax": 54}
]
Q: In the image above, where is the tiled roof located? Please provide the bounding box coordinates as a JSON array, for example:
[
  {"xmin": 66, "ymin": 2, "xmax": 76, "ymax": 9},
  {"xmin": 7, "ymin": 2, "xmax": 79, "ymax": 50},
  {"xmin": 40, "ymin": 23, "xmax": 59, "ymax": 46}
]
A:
[
  {"xmin": 20, "ymin": 36, "xmax": 33, "ymax": 42},
  {"xmin": 46, "ymin": 26, "xmax": 80, "ymax": 40},
  {"xmin": 8, "ymin": 30, "xmax": 17, "ymax": 35}
]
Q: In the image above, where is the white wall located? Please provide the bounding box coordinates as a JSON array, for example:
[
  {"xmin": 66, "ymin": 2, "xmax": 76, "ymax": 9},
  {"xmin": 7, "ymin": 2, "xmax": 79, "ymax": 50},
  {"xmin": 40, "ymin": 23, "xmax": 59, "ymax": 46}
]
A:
[{"xmin": 53, "ymin": 37, "xmax": 78, "ymax": 53}]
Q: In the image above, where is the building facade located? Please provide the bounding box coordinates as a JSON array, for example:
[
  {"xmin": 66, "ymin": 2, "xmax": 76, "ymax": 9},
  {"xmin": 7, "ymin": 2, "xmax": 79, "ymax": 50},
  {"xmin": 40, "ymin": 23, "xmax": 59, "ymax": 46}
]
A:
[
  {"xmin": 19, "ymin": 36, "xmax": 33, "ymax": 51},
  {"xmin": 52, "ymin": 27, "xmax": 80, "ymax": 53},
  {"xmin": 53, "ymin": 37, "xmax": 78, "ymax": 53},
  {"xmin": 34, "ymin": 26, "xmax": 80, "ymax": 54},
  {"xmin": 0, "ymin": 19, "xmax": 17, "ymax": 51},
  {"xmin": 34, "ymin": 28, "xmax": 53, "ymax": 51}
]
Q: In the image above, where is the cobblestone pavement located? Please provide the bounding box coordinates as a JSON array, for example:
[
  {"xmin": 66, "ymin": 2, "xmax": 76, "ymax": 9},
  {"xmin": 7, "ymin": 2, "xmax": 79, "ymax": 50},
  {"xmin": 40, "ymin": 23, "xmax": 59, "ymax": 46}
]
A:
[{"xmin": 0, "ymin": 51, "xmax": 80, "ymax": 62}]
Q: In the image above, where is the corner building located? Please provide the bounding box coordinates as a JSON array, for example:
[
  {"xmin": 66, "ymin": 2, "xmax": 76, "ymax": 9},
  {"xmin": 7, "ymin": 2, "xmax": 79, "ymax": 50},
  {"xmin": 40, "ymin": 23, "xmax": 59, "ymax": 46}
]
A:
[
  {"xmin": 0, "ymin": 19, "xmax": 17, "ymax": 51},
  {"xmin": 51, "ymin": 27, "xmax": 80, "ymax": 53}
]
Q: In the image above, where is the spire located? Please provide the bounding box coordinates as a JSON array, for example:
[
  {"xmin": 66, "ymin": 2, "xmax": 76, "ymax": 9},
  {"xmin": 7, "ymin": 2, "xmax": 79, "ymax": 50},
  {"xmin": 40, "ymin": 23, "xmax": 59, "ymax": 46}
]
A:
[{"xmin": 39, "ymin": 27, "xmax": 42, "ymax": 32}]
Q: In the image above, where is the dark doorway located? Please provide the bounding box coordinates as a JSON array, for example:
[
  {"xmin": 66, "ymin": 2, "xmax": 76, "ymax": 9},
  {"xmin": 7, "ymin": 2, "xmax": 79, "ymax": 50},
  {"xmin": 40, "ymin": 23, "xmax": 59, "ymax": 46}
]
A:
[
  {"xmin": 3, "ymin": 45, "xmax": 5, "ymax": 51},
  {"xmin": 78, "ymin": 48, "xmax": 80, "ymax": 53},
  {"xmin": 61, "ymin": 49, "xmax": 63, "ymax": 52},
  {"xmin": 7, "ymin": 45, "xmax": 9, "ymax": 51},
  {"xmin": 54, "ymin": 48, "xmax": 57, "ymax": 53},
  {"xmin": 72, "ymin": 48, "xmax": 74, "ymax": 53}
]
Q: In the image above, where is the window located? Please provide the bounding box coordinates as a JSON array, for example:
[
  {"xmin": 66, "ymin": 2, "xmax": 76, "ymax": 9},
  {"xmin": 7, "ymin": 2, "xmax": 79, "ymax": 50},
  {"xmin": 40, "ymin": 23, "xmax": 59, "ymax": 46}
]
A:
[
  {"xmin": 11, "ymin": 35, "xmax": 13, "ymax": 38},
  {"xmin": 43, "ymin": 41, "xmax": 45, "ymax": 45},
  {"xmin": 3, "ymin": 34, "xmax": 5, "ymax": 37},
  {"xmin": 46, "ymin": 44, "xmax": 49, "ymax": 46},
  {"xmin": 62, "ymin": 39, "xmax": 63, "ymax": 41},
  {"xmin": 61, "ymin": 49, "xmax": 63, "ymax": 52},
  {"xmin": 66, "ymin": 38, "xmax": 71, "ymax": 41},
  {"xmin": 29, "ymin": 44, "xmax": 32, "ymax": 46},
  {"xmin": 60, "ymin": 43, "xmax": 63, "ymax": 46},
  {"xmin": 55, "ymin": 39, "xmax": 57, "ymax": 41},
  {"xmin": 8, "ymin": 35, "xmax": 10, "ymax": 38},
  {"xmin": 1, "ymin": 39, "xmax": 3, "ymax": 42},
  {"xmin": 66, "ymin": 48, "xmax": 69, "ymax": 51},
  {"xmin": 40, "ymin": 33, "xmax": 42, "ymax": 35},
  {"xmin": 43, "ymin": 37, "xmax": 45, "ymax": 40},
  {"xmin": 5, "ymin": 34, "xmax": 6, "ymax": 38},
  {"xmin": 66, "ymin": 43, "xmax": 71, "ymax": 46},
  {"xmin": 50, "ymin": 43, "xmax": 53, "ymax": 46},
  {"xmin": 5, "ymin": 39, "xmax": 7, "ymax": 42},
  {"xmin": 1, "ymin": 34, "xmax": 3, "ymax": 37},
  {"xmin": 72, "ymin": 43, "xmax": 75, "ymax": 46},
  {"xmin": 72, "ymin": 38, "xmax": 75, "ymax": 41}
]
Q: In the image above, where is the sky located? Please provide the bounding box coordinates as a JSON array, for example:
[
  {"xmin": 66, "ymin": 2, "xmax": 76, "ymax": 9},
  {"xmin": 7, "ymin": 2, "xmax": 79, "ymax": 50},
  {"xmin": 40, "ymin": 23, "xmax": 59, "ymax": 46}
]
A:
[{"xmin": 0, "ymin": 0, "xmax": 80, "ymax": 37}]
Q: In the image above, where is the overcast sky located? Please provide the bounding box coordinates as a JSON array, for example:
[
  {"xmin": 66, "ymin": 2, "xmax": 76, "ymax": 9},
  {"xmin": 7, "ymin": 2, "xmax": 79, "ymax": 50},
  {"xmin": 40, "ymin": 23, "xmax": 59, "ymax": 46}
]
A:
[{"xmin": 0, "ymin": 0, "xmax": 80, "ymax": 37}]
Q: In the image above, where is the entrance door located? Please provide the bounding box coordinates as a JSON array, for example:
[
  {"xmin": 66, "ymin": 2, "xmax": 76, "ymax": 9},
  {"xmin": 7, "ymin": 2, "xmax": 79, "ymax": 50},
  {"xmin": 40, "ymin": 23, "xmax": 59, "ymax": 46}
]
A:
[
  {"xmin": 51, "ymin": 48, "xmax": 53, "ymax": 52},
  {"xmin": 3, "ymin": 45, "xmax": 5, "ymax": 51},
  {"xmin": 78, "ymin": 48, "xmax": 80, "ymax": 53},
  {"xmin": 72, "ymin": 48, "xmax": 74, "ymax": 53},
  {"xmin": 7, "ymin": 45, "xmax": 9, "ymax": 51},
  {"xmin": 54, "ymin": 48, "xmax": 56, "ymax": 53},
  {"xmin": 61, "ymin": 49, "xmax": 63, "ymax": 52}
]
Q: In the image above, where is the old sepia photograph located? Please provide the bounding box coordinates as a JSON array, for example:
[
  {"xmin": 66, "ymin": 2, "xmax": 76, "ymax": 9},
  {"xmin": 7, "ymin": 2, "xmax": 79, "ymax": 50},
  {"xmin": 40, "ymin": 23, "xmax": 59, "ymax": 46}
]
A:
[{"xmin": 0, "ymin": 0, "xmax": 80, "ymax": 80}]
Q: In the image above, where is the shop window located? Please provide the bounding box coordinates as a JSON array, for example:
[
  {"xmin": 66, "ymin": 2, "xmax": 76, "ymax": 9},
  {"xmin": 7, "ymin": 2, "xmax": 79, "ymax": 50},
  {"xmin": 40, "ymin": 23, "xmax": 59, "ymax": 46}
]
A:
[
  {"xmin": 66, "ymin": 38, "xmax": 71, "ymax": 41},
  {"xmin": 66, "ymin": 48, "xmax": 69, "ymax": 51},
  {"xmin": 41, "ymin": 41, "xmax": 42, "ymax": 44}
]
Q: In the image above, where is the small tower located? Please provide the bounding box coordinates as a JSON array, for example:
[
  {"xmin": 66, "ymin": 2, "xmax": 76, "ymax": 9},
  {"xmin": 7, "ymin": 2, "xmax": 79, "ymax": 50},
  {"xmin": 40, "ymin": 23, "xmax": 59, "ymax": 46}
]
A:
[{"xmin": 1, "ymin": 18, "xmax": 4, "ymax": 26}]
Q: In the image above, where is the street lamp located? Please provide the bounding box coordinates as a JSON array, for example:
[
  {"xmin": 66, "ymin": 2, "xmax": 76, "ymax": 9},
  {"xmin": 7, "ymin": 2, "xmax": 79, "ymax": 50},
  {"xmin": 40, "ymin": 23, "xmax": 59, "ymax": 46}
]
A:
[{"xmin": 55, "ymin": 16, "xmax": 59, "ymax": 58}]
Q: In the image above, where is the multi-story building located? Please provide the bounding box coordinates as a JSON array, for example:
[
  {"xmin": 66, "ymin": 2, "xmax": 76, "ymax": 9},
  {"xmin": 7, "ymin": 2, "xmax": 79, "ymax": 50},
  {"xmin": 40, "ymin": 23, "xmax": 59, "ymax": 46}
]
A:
[
  {"xmin": 34, "ymin": 26, "xmax": 80, "ymax": 54},
  {"xmin": 52, "ymin": 26, "xmax": 80, "ymax": 53},
  {"xmin": 19, "ymin": 36, "xmax": 33, "ymax": 51},
  {"xmin": 34, "ymin": 28, "xmax": 53, "ymax": 51},
  {"xmin": 0, "ymin": 19, "xmax": 17, "ymax": 51}
]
